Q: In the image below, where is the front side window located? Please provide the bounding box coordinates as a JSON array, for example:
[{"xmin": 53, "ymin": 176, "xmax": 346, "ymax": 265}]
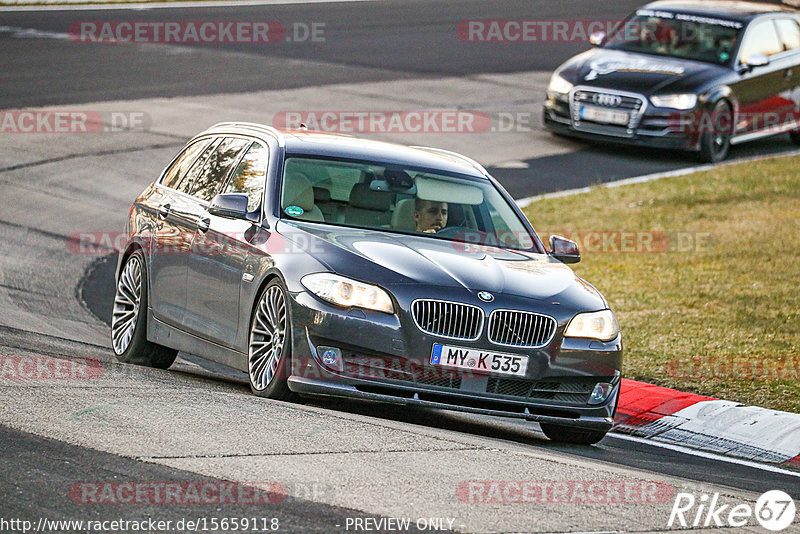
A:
[
  {"xmin": 280, "ymin": 156, "xmax": 541, "ymax": 252},
  {"xmin": 221, "ymin": 142, "xmax": 269, "ymax": 212},
  {"xmin": 738, "ymin": 19, "xmax": 783, "ymax": 64},
  {"xmin": 190, "ymin": 137, "xmax": 251, "ymax": 202},
  {"xmin": 161, "ymin": 138, "xmax": 212, "ymax": 189},
  {"xmin": 775, "ymin": 18, "xmax": 800, "ymax": 52}
]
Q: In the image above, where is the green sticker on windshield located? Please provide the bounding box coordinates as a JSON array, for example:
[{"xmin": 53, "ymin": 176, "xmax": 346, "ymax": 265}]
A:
[
  {"xmin": 720, "ymin": 52, "xmax": 729, "ymax": 61},
  {"xmin": 285, "ymin": 205, "xmax": 304, "ymax": 217}
]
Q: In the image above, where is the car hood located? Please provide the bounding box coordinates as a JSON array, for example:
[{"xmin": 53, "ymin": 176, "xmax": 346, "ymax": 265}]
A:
[
  {"xmin": 559, "ymin": 48, "xmax": 727, "ymax": 95},
  {"xmin": 279, "ymin": 222, "xmax": 607, "ymax": 310}
]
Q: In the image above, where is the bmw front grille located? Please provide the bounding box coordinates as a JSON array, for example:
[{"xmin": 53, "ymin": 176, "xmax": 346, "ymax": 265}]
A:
[
  {"xmin": 411, "ymin": 299, "xmax": 483, "ymax": 340},
  {"xmin": 487, "ymin": 310, "xmax": 557, "ymax": 348}
]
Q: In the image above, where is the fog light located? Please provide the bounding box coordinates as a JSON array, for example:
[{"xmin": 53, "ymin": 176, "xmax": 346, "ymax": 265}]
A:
[
  {"xmin": 588, "ymin": 382, "xmax": 613, "ymax": 405},
  {"xmin": 318, "ymin": 346, "xmax": 341, "ymax": 369}
]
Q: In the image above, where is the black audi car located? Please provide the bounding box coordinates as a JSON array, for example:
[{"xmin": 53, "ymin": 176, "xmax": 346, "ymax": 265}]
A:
[
  {"xmin": 112, "ymin": 123, "xmax": 622, "ymax": 444},
  {"xmin": 544, "ymin": 0, "xmax": 800, "ymax": 162}
]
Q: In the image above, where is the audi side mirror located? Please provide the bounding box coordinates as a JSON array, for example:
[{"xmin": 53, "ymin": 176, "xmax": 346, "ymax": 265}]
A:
[
  {"xmin": 747, "ymin": 54, "xmax": 770, "ymax": 68},
  {"xmin": 209, "ymin": 193, "xmax": 250, "ymax": 220},
  {"xmin": 737, "ymin": 54, "xmax": 770, "ymax": 74},
  {"xmin": 549, "ymin": 235, "xmax": 581, "ymax": 264},
  {"xmin": 589, "ymin": 31, "xmax": 606, "ymax": 46}
]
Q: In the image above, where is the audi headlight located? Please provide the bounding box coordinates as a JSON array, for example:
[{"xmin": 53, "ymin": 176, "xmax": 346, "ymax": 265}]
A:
[
  {"xmin": 301, "ymin": 273, "xmax": 394, "ymax": 314},
  {"xmin": 565, "ymin": 310, "xmax": 619, "ymax": 341},
  {"xmin": 547, "ymin": 72, "xmax": 574, "ymax": 96},
  {"xmin": 650, "ymin": 94, "xmax": 697, "ymax": 110}
]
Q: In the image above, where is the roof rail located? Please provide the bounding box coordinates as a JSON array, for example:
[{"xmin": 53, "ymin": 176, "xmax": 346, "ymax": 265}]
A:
[
  {"xmin": 206, "ymin": 122, "xmax": 285, "ymax": 147},
  {"xmin": 410, "ymin": 146, "xmax": 489, "ymax": 176}
]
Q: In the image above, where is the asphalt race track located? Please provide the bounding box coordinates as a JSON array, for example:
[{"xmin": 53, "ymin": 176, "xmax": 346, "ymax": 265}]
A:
[{"xmin": 1, "ymin": 1, "xmax": 799, "ymax": 532}]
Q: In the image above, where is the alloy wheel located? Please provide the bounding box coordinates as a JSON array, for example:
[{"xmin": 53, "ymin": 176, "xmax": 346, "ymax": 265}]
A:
[
  {"xmin": 708, "ymin": 100, "xmax": 732, "ymax": 162},
  {"xmin": 249, "ymin": 284, "xmax": 287, "ymax": 390},
  {"xmin": 111, "ymin": 255, "xmax": 142, "ymax": 355}
]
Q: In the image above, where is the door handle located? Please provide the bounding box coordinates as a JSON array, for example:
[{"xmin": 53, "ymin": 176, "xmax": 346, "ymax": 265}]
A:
[
  {"xmin": 197, "ymin": 217, "xmax": 211, "ymax": 233},
  {"xmin": 785, "ymin": 69, "xmax": 794, "ymax": 80},
  {"xmin": 157, "ymin": 203, "xmax": 171, "ymax": 219}
]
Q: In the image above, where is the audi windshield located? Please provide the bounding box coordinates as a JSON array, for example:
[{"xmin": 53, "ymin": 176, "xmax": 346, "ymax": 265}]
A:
[{"xmin": 605, "ymin": 9, "xmax": 744, "ymax": 65}]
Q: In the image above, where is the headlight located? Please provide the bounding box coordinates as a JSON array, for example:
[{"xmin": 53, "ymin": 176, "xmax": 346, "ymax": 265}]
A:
[
  {"xmin": 547, "ymin": 72, "xmax": 573, "ymax": 96},
  {"xmin": 564, "ymin": 310, "xmax": 619, "ymax": 341},
  {"xmin": 649, "ymin": 94, "xmax": 697, "ymax": 110},
  {"xmin": 301, "ymin": 273, "xmax": 394, "ymax": 314}
]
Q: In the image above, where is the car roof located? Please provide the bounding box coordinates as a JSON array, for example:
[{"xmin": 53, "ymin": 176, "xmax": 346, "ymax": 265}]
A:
[
  {"xmin": 642, "ymin": 0, "xmax": 797, "ymax": 21},
  {"xmin": 198, "ymin": 122, "xmax": 490, "ymax": 178}
]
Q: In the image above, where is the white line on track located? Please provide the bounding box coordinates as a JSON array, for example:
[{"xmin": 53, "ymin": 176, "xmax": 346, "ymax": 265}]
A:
[
  {"xmin": 608, "ymin": 433, "xmax": 800, "ymax": 479},
  {"xmin": 0, "ymin": 25, "xmax": 70, "ymax": 38},
  {"xmin": 0, "ymin": 0, "xmax": 373, "ymax": 12},
  {"xmin": 515, "ymin": 148, "xmax": 800, "ymax": 207}
]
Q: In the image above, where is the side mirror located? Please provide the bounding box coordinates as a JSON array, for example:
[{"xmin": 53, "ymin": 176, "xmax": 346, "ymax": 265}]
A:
[
  {"xmin": 745, "ymin": 54, "xmax": 770, "ymax": 69},
  {"xmin": 589, "ymin": 31, "xmax": 606, "ymax": 46},
  {"xmin": 209, "ymin": 193, "xmax": 250, "ymax": 220},
  {"xmin": 549, "ymin": 235, "xmax": 580, "ymax": 264}
]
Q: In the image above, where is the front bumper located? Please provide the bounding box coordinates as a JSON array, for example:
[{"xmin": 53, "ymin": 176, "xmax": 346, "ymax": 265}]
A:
[
  {"xmin": 288, "ymin": 376, "xmax": 615, "ymax": 431},
  {"xmin": 544, "ymin": 91, "xmax": 702, "ymax": 151},
  {"xmin": 285, "ymin": 289, "xmax": 622, "ymax": 431}
]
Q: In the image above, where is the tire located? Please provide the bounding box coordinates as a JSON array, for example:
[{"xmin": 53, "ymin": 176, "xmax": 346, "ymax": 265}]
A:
[
  {"xmin": 790, "ymin": 130, "xmax": 800, "ymax": 145},
  {"xmin": 111, "ymin": 250, "xmax": 178, "ymax": 369},
  {"xmin": 698, "ymin": 100, "xmax": 732, "ymax": 163},
  {"xmin": 248, "ymin": 279, "xmax": 294, "ymax": 400},
  {"xmin": 540, "ymin": 423, "xmax": 608, "ymax": 445}
]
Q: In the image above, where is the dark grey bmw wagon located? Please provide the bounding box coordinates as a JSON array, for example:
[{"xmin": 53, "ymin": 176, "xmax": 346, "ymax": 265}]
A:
[{"xmin": 113, "ymin": 122, "xmax": 622, "ymax": 444}]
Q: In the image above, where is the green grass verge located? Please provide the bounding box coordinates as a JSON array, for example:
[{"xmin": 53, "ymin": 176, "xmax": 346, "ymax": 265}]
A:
[{"xmin": 522, "ymin": 154, "xmax": 800, "ymax": 413}]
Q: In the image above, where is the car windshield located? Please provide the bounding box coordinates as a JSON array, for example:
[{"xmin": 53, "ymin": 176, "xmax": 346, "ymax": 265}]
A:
[
  {"xmin": 280, "ymin": 156, "xmax": 540, "ymax": 252},
  {"xmin": 604, "ymin": 10, "xmax": 744, "ymax": 65}
]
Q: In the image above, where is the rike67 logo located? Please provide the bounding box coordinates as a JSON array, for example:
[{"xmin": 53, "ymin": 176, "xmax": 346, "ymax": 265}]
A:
[{"xmin": 668, "ymin": 490, "xmax": 796, "ymax": 531}]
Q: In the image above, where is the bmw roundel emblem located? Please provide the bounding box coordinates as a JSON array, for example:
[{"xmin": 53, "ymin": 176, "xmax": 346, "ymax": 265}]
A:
[{"xmin": 478, "ymin": 291, "xmax": 494, "ymax": 302}]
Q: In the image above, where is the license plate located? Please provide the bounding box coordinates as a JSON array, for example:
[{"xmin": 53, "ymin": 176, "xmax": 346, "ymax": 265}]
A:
[
  {"xmin": 430, "ymin": 343, "xmax": 528, "ymax": 377},
  {"xmin": 580, "ymin": 105, "xmax": 629, "ymax": 126}
]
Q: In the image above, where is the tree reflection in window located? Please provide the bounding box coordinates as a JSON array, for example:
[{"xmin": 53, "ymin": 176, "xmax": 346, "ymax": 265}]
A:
[
  {"xmin": 176, "ymin": 138, "xmax": 220, "ymax": 194},
  {"xmin": 162, "ymin": 138, "xmax": 212, "ymax": 190},
  {"xmin": 191, "ymin": 137, "xmax": 250, "ymax": 202},
  {"xmin": 222, "ymin": 142, "xmax": 269, "ymax": 212}
]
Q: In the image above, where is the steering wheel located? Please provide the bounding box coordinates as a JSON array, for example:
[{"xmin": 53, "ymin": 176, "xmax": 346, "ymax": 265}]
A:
[{"xmin": 434, "ymin": 225, "xmax": 484, "ymax": 239}]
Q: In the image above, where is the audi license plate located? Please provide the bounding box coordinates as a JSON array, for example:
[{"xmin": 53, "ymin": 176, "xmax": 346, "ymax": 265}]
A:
[
  {"xmin": 430, "ymin": 343, "xmax": 528, "ymax": 377},
  {"xmin": 580, "ymin": 105, "xmax": 629, "ymax": 125}
]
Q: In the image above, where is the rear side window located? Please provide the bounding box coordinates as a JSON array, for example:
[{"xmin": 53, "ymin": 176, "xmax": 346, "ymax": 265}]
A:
[
  {"xmin": 221, "ymin": 142, "xmax": 269, "ymax": 212},
  {"xmin": 190, "ymin": 137, "xmax": 251, "ymax": 202},
  {"xmin": 174, "ymin": 138, "xmax": 221, "ymax": 195},
  {"xmin": 161, "ymin": 138, "xmax": 211, "ymax": 189},
  {"xmin": 739, "ymin": 19, "xmax": 783, "ymax": 64},
  {"xmin": 775, "ymin": 18, "xmax": 800, "ymax": 51}
]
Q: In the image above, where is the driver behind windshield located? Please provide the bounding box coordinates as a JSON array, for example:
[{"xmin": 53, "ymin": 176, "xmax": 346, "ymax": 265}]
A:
[{"xmin": 414, "ymin": 199, "xmax": 448, "ymax": 233}]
